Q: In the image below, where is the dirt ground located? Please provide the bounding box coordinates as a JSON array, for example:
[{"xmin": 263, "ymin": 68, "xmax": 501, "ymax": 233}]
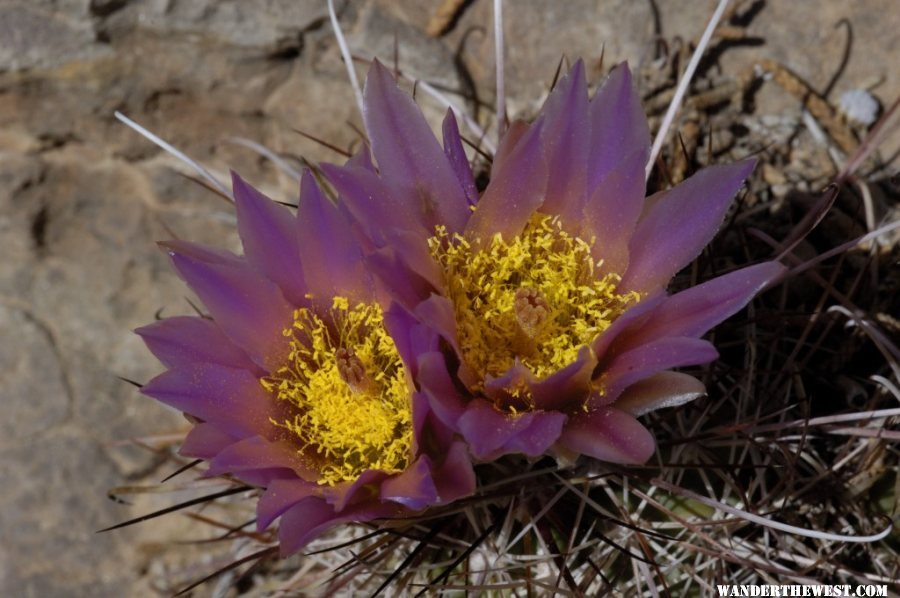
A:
[{"xmin": 1, "ymin": 0, "xmax": 898, "ymax": 595}]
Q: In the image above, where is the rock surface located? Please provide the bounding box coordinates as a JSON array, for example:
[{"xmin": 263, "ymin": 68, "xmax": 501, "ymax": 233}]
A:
[{"xmin": 1, "ymin": 0, "xmax": 898, "ymax": 595}]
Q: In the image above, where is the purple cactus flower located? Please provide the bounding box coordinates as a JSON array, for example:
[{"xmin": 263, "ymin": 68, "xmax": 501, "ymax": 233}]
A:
[
  {"xmin": 136, "ymin": 171, "xmax": 475, "ymax": 556},
  {"xmin": 323, "ymin": 59, "xmax": 786, "ymax": 465}
]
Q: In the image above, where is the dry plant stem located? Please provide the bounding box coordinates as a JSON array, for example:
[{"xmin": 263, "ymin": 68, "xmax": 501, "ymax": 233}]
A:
[
  {"xmin": 838, "ymin": 94, "xmax": 900, "ymax": 181},
  {"xmin": 227, "ymin": 137, "xmax": 303, "ymax": 180},
  {"xmin": 756, "ymin": 59, "xmax": 858, "ymax": 154},
  {"xmin": 650, "ymin": 478, "xmax": 893, "ymax": 543},
  {"xmin": 646, "ymin": 0, "xmax": 730, "ymax": 180},
  {"xmin": 114, "ymin": 111, "xmax": 231, "ymax": 198},
  {"xmin": 329, "ymin": 0, "xmax": 365, "ymax": 123},
  {"xmin": 494, "ymin": 0, "xmax": 506, "ymax": 143},
  {"xmin": 427, "ymin": 0, "xmax": 469, "ymax": 37}
]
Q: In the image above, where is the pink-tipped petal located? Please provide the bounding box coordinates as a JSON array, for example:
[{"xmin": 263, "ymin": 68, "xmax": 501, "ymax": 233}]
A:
[
  {"xmin": 465, "ymin": 117, "xmax": 547, "ymax": 242},
  {"xmin": 168, "ymin": 250, "xmax": 293, "ymax": 371},
  {"xmin": 231, "ymin": 173, "xmax": 307, "ymax": 304},
  {"xmin": 588, "ymin": 63, "xmax": 650, "ymax": 189},
  {"xmin": 442, "ymin": 109, "xmax": 479, "ymax": 206},
  {"xmin": 296, "ymin": 169, "xmax": 374, "ymax": 303},
  {"xmin": 602, "ymin": 337, "xmax": 719, "ymax": 401},
  {"xmin": 363, "ymin": 61, "xmax": 469, "ymax": 233},
  {"xmin": 621, "ymin": 159, "xmax": 756, "ymax": 294},
  {"xmin": 559, "ymin": 406, "xmax": 655, "ymax": 464},
  {"xmin": 614, "ymin": 371, "xmax": 707, "ymax": 417},
  {"xmin": 380, "ymin": 455, "xmax": 439, "ymax": 510},
  {"xmin": 626, "ymin": 261, "xmax": 786, "ymax": 346},
  {"xmin": 540, "ymin": 60, "xmax": 590, "ymax": 220},
  {"xmin": 142, "ymin": 363, "xmax": 281, "ymax": 440},
  {"xmin": 136, "ymin": 316, "xmax": 259, "ymax": 373}
]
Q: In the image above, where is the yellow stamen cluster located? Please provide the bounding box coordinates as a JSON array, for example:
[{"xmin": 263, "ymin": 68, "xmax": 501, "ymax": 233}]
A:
[
  {"xmin": 261, "ymin": 297, "xmax": 412, "ymax": 486},
  {"xmin": 429, "ymin": 213, "xmax": 640, "ymax": 402}
]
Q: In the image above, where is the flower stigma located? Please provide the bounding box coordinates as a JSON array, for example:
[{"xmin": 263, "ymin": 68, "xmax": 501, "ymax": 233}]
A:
[
  {"xmin": 261, "ymin": 297, "xmax": 413, "ymax": 486},
  {"xmin": 429, "ymin": 213, "xmax": 641, "ymax": 409}
]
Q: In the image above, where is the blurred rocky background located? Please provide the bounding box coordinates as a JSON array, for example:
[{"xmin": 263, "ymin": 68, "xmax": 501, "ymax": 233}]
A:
[{"xmin": 1, "ymin": 0, "xmax": 897, "ymax": 595}]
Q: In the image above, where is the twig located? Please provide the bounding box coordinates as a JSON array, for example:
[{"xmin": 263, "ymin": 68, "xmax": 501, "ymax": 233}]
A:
[
  {"xmin": 328, "ymin": 0, "xmax": 365, "ymax": 123},
  {"xmin": 493, "ymin": 0, "xmax": 506, "ymax": 143},
  {"xmin": 647, "ymin": 0, "xmax": 730, "ymax": 180}
]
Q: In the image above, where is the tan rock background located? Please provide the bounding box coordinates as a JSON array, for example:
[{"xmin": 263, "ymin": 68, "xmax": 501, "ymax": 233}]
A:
[{"xmin": 1, "ymin": 0, "xmax": 897, "ymax": 595}]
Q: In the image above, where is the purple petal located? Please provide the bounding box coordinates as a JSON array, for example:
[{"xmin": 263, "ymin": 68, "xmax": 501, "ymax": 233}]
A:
[
  {"xmin": 620, "ymin": 159, "xmax": 756, "ymax": 294},
  {"xmin": 296, "ymin": 169, "xmax": 374, "ymax": 303},
  {"xmin": 418, "ymin": 351, "xmax": 468, "ymax": 429},
  {"xmin": 380, "ymin": 228, "xmax": 443, "ymax": 289},
  {"xmin": 277, "ymin": 497, "xmax": 399, "ymax": 556},
  {"xmin": 322, "ymin": 163, "xmax": 427, "ymax": 244},
  {"xmin": 347, "ymin": 143, "xmax": 376, "ymax": 172},
  {"xmin": 167, "ymin": 249, "xmax": 293, "ymax": 371},
  {"xmin": 540, "ymin": 60, "xmax": 590, "ymax": 221},
  {"xmin": 433, "ymin": 441, "xmax": 476, "ymax": 504},
  {"xmin": 179, "ymin": 423, "xmax": 236, "ymax": 459},
  {"xmin": 493, "ymin": 119, "xmax": 530, "ymax": 165},
  {"xmin": 582, "ymin": 148, "xmax": 647, "ymax": 276},
  {"xmin": 257, "ymin": 478, "xmax": 319, "ymax": 531},
  {"xmin": 363, "ymin": 60, "xmax": 469, "ymax": 233},
  {"xmin": 614, "ymin": 371, "xmax": 706, "ymax": 417},
  {"xmin": 380, "ymin": 455, "xmax": 439, "ymax": 510},
  {"xmin": 457, "ymin": 399, "xmax": 566, "ymax": 460},
  {"xmin": 206, "ymin": 435, "xmax": 314, "ymax": 481},
  {"xmin": 158, "ymin": 239, "xmax": 242, "ymax": 267},
  {"xmin": 412, "ymin": 295, "xmax": 461, "ymax": 355},
  {"xmin": 483, "ymin": 359, "xmax": 534, "ymax": 401},
  {"xmin": 529, "ymin": 345, "xmax": 595, "ymax": 411},
  {"xmin": 601, "ymin": 337, "xmax": 719, "ymax": 401},
  {"xmin": 591, "ymin": 294, "xmax": 665, "ymax": 361},
  {"xmin": 136, "ymin": 316, "xmax": 259, "ymax": 372},
  {"xmin": 321, "ymin": 470, "xmax": 388, "ymax": 512},
  {"xmin": 626, "ymin": 261, "xmax": 786, "ymax": 346},
  {"xmin": 142, "ymin": 363, "xmax": 282, "ymax": 440},
  {"xmin": 558, "ymin": 406, "xmax": 655, "ymax": 464},
  {"xmin": 465, "ymin": 116, "xmax": 547, "ymax": 242},
  {"xmin": 442, "ymin": 109, "xmax": 479, "ymax": 206},
  {"xmin": 588, "ymin": 63, "xmax": 650, "ymax": 190},
  {"xmin": 231, "ymin": 173, "xmax": 307, "ymax": 305},
  {"xmin": 365, "ymin": 246, "xmax": 433, "ymax": 311}
]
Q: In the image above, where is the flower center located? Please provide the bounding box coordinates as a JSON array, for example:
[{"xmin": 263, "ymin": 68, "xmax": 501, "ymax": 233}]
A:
[
  {"xmin": 429, "ymin": 213, "xmax": 640, "ymax": 398},
  {"xmin": 261, "ymin": 297, "xmax": 413, "ymax": 486}
]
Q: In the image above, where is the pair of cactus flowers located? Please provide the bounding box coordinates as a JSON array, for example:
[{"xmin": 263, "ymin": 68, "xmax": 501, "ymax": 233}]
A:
[{"xmin": 137, "ymin": 60, "xmax": 784, "ymax": 555}]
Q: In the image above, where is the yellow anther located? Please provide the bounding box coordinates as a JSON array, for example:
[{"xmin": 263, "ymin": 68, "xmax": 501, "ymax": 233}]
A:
[
  {"xmin": 429, "ymin": 213, "xmax": 640, "ymax": 405},
  {"xmin": 260, "ymin": 299, "xmax": 412, "ymax": 485}
]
